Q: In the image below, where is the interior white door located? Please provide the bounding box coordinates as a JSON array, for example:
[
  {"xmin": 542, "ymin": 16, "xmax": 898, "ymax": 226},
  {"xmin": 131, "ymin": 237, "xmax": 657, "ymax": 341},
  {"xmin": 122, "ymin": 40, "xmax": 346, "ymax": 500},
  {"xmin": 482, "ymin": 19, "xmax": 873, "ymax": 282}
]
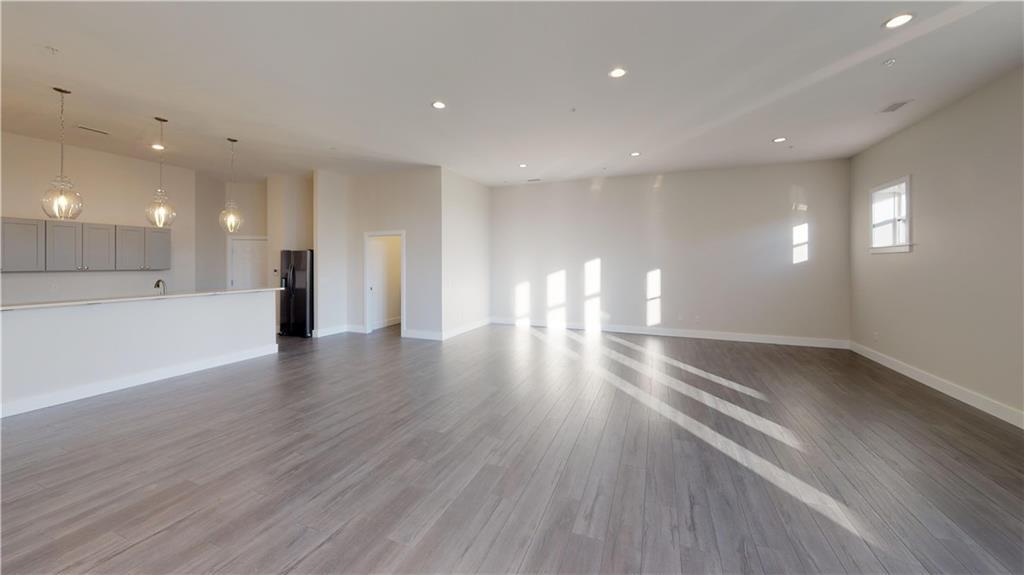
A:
[
  {"xmin": 367, "ymin": 235, "xmax": 402, "ymax": 331},
  {"xmin": 367, "ymin": 237, "xmax": 386, "ymax": 330},
  {"xmin": 230, "ymin": 238, "xmax": 268, "ymax": 289}
]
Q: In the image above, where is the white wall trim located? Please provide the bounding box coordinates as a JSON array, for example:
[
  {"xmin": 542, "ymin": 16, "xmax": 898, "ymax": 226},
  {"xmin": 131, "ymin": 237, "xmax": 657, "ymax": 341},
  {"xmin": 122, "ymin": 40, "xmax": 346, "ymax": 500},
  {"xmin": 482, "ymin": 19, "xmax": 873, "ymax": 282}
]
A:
[
  {"xmin": 403, "ymin": 329, "xmax": 443, "ymax": 341},
  {"xmin": 489, "ymin": 317, "xmax": 850, "ymax": 349},
  {"xmin": 442, "ymin": 317, "xmax": 491, "ymax": 341},
  {"xmin": 2, "ymin": 344, "xmax": 279, "ymax": 418},
  {"xmin": 850, "ymin": 342, "xmax": 1024, "ymax": 429},
  {"xmin": 313, "ymin": 325, "xmax": 347, "ymax": 338},
  {"xmin": 371, "ymin": 316, "xmax": 401, "ymax": 330}
]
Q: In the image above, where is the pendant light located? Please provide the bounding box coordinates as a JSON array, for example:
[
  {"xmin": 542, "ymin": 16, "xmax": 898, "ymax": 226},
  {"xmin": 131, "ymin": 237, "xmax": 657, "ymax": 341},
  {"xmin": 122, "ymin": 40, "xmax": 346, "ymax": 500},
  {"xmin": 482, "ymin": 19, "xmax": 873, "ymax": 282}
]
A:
[
  {"xmin": 219, "ymin": 138, "xmax": 244, "ymax": 233},
  {"xmin": 41, "ymin": 87, "xmax": 84, "ymax": 219},
  {"xmin": 144, "ymin": 117, "xmax": 177, "ymax": 228}
]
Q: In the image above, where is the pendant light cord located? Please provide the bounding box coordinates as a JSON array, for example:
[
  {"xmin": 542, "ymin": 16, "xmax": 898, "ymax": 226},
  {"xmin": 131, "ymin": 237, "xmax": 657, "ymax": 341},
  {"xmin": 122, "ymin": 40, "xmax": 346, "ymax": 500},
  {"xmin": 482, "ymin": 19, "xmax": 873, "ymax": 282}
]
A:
[
  {"xmin": 227, "ymin": 139, "xmax": 237, "ymax": 201},
  {"xmin": 158, "ymin": 121, "xmax": 164, "ymax": 190},
  {"xmin": 58, "ymin": 92, "xmax": 65, "ymax": 178}
]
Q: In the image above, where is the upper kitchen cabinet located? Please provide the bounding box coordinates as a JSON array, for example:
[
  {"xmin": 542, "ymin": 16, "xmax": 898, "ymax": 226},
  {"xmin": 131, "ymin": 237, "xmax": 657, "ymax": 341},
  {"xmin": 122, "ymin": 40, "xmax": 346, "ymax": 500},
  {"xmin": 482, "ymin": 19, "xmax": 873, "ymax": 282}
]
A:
[
  {"xmin": 144, "ymin": 228, "xmax": 171, "ymax": 271},
  {"xmin": 115, "ymin": 225, "xmax": 146, "ymax": 270},
  {"xmin": 116, "ymin": 225, "xmax": 170, "ymax": 271},
  {"xmin": 45, "ymin": 221, "xmax": 82, "ymax": 271},
  {"xmin": 1, "ymin": 218, "xmax": 46, "ymax": 272},
  {"xmin": 82, "ymin": 223, "xmax": 116, "ymax": 271}
]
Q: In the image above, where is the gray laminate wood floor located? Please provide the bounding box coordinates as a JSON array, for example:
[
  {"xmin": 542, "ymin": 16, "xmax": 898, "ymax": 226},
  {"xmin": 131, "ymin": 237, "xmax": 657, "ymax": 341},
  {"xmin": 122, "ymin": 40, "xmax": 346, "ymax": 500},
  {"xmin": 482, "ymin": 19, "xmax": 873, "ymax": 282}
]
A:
[{"xmin": 3, "ymin": 325, "xmax": 1022, "ymax": 574}]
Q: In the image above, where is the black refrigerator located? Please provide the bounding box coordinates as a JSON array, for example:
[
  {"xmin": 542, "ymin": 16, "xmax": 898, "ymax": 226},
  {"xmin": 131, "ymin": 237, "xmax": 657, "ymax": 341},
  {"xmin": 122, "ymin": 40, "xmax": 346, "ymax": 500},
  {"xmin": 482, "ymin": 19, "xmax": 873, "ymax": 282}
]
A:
[{"xmin": 279, "ymin": 250, "xmax": 314, "ymax": 337}]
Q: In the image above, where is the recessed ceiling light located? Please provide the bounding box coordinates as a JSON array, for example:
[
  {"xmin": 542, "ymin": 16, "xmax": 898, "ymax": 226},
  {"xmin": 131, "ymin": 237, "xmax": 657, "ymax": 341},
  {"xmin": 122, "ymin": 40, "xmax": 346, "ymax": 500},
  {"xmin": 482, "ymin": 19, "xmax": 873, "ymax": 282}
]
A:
[
  {"xmin": 629, "ymin": 151, "xmax": 641, "ymax": 157},
  {"xmin": 519, "ymin": 163, "xmax": 527, "ymax": 168},
  {"xmin": 883, "ymin": 13, "xmax": 913, "ymax": 29},
  {"xmin": 151, "ymin": 143, "xmax": 165, "ymax": 150},
  {"xmin": 884, "ymin": 58, "xmax": 897, "ymax": 67},
  {"xmin": 432, "ymin": 100, "xmax": 446, "ymax": 109},
  {"xmin": 772, "ymin": 137, "xmax": 787, "ymax": 143},
  {"xmin": 608, "ymin": 67, "xmax": 628, "ymax": 79}
]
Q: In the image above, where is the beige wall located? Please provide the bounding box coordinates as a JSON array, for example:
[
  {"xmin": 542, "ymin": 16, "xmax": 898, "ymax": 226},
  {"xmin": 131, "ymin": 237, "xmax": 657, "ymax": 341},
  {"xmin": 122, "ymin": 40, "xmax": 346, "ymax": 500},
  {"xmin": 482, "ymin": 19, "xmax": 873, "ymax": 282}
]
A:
[
  {"xmin": 347, "ymin": 168, "xmax": 443, "ymax": 338},
  {"xmin": 195, "ymin": 172, "xmax": 227, "ymax": 290},
  {"xmin": 195, "ymin": 177, "xmax": 268, "ymax": 290},
  {"xmin": 267, "ymin": 173, "xmax": 313, "ymax": 279},
  {"xmin": 313, "ymin": 169, "xmax": 352, "ymax": 334},
  {"xmin": 490, "ymin": 159, "xmax": 852, "ymax": 343},
  {"xmin": 850, "ymin": 67, "xmax": 1023, "ymax": 414},
  {"xmin": 441, "ymin": 168, "xmax": 490, "ymax": 337},
  {"xmin": 227, "ymin": 181, "xmax": 267, "ymax": 236},
  {"xmin": 1, "ymin": 132, "xmax": 196, "ymax": 303}
]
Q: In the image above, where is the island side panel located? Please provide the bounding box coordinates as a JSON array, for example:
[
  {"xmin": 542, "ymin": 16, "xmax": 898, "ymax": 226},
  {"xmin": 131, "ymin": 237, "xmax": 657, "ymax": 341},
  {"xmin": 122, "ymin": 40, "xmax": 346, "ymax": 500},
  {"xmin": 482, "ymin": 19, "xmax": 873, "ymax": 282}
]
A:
[{"xmin": 1, "ymin": 290, "xmax": 277, "ymax": 416}]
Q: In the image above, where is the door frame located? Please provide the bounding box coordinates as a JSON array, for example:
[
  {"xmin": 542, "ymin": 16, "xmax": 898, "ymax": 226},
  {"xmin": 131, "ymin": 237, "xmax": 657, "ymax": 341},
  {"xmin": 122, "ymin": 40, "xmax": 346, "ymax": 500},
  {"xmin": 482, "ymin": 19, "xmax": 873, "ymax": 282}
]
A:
[
  {"xmin": 227, "ymin": 235, "xmax": 269, "ymax": 289},
  {"xmin": 363, "ymin": 230, "xmax": 406, "ymax": 338}
]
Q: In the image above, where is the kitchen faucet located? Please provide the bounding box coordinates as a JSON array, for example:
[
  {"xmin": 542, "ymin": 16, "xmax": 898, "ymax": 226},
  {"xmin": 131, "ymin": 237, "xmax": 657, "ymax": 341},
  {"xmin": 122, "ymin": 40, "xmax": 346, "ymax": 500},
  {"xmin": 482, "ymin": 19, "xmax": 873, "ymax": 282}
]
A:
[{"xmin": 154, "ymin": 279, "xmax": 167, "ymax": 295}]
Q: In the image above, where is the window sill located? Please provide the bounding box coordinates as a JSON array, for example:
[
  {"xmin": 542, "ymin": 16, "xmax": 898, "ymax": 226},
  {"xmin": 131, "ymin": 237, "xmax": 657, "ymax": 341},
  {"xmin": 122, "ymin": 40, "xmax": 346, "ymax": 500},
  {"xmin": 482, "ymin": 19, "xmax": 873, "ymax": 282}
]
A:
[{"xmin": 870, "ymin": 244, "xmax": 912, "ymax": 254}]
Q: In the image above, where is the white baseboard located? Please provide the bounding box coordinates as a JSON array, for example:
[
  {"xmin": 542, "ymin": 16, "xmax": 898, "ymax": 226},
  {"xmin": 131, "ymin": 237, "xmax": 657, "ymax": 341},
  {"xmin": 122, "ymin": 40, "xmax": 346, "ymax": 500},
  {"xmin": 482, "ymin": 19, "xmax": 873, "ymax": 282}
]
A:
[
  {"xmin": 488, "ymin": 318, "xmax": 850, "ymax": 349},
  {"xmin": 403, "ymin": 328, "xmax": 443, "ymax": 341},
  {"xmin": 487, "ymin": 318, "xmax": 1021, "ymax": 428},
  {"xmin": 2, "ymin": 344, "xmax": 279, "ymax": 418},
  {"xmin": 442, "ymin": 317, "xmax": 491, "ymax": 340},
  {"xmin": 849, "ymin": 342, "xmax": 1023, "ymax": 429},
  {"xmin": 313, "ymin": 325, "xmax": 348, "ymax": 338}
]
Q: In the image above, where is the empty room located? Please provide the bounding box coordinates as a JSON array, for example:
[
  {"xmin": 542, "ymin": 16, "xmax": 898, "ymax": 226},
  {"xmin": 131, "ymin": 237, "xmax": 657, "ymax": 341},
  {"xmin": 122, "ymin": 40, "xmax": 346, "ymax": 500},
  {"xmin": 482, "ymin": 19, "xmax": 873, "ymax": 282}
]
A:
[{"xmin": 1, "ymin": 2, "xmax": 1022, "ymax": 574}]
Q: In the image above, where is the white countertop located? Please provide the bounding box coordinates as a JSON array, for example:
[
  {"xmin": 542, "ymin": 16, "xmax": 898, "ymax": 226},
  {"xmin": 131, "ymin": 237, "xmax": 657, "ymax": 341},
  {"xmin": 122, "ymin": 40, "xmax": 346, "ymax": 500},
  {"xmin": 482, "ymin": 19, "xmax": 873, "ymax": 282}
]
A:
[{"xmin": 1, "ymin": 287, "xmax": 283, "ymax": 311}]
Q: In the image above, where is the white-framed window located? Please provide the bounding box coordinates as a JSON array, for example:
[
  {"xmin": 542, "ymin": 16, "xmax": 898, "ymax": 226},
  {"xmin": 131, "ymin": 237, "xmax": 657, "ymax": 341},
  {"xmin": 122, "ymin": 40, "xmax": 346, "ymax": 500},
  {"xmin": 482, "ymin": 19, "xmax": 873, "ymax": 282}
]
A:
[{"xmin": 870, "ymin": 175, "xmax": 911, "ymax": 253}]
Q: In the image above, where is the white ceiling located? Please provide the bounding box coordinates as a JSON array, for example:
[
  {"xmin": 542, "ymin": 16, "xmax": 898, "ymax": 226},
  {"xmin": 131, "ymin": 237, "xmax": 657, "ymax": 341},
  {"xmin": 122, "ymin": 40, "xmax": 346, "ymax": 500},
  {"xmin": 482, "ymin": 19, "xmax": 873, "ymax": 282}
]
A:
[{"xmin": 2, "ymin": 2, "xmax": 1021, "ymax": 186}]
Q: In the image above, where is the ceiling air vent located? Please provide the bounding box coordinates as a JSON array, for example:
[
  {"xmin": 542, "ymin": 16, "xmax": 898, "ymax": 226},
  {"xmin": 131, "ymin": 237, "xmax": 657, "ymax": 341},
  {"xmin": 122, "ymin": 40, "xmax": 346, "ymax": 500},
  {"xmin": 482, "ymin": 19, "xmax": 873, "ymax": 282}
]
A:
[
  {"xmin": 77, "ymin": 125, "xmax": 109, "ymax": 135},
  {"xmin": 880, "ymin": 100, "xmax": 912, "ymax": 113},
  {"xmin": 527, "ymin": 178, "xmax": 541, "ymax": 182}
]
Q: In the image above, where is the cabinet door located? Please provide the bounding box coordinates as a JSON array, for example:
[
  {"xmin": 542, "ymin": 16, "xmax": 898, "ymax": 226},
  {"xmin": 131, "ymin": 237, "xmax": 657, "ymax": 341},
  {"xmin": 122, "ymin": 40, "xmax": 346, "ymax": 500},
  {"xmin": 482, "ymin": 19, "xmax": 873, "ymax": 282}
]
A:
[
  {"xmin": 145, "ymin": 228, "xmax": 171, "ymax": 270},
  {"xmin": 82, "ymin": 223, "xmax": 116, "ymax": 271},
  {"xmin": 45, "ymin": 221, "xmax": 82, "ymax": 271},
  {"xmin": 115, "ymin": 226, "xmax": 146, "ymax": 270},
  {"xmin": 1, "ymin": 218, "xmax": 46, "ymax": 272}
]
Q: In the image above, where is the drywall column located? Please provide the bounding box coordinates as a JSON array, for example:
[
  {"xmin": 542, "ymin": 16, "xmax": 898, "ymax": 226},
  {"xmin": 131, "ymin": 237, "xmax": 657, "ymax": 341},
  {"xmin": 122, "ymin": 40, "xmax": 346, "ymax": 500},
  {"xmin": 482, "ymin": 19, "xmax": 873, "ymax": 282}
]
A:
[
  {"xmin": 441, "ymin": 168, "xmax": 491, "ymax": 339},
  {"xmin": 267, "ymin": 174, "xmax": 314, "ymax": 323},
  {"xmin": 313, "ymin": 169, "xmax": 352, "ymax": 336},
  {"xmin": 195, "ymin": 173, "xmax": 228, "ymax": 290}
]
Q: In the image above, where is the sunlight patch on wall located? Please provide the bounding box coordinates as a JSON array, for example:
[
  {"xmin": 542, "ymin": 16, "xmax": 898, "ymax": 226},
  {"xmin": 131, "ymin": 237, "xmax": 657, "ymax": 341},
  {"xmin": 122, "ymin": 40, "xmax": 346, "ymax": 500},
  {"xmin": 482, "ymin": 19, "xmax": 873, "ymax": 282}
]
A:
[
  {"xmin": 646, "ymin": 268, "xmax": 662, "ymax": 326},
  {"xmin": 584, "ymin": 258, "xmax": 602, "ymax": 332},
  {"xmin": 792, "ymin": 223, "xmax": 809, "ymax": 264},
  {"xmin": 546, "ymin": 270, "xmax": 567, "ymax": 329},
  {"xmin": 514, "ymin": 281, "xmax": 531, "ymax": 327}
]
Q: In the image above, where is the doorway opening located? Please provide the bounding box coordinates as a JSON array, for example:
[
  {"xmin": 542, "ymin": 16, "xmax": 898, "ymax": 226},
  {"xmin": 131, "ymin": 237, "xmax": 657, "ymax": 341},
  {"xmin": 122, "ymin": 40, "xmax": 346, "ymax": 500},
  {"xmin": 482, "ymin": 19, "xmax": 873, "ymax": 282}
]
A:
[
  {"xmin": 228, "ymin": 236, "xmax": 269, "ymax": 289},
  {"xmin": 364, "ymin": 231, "xmax": 405, "ymax": 336}
]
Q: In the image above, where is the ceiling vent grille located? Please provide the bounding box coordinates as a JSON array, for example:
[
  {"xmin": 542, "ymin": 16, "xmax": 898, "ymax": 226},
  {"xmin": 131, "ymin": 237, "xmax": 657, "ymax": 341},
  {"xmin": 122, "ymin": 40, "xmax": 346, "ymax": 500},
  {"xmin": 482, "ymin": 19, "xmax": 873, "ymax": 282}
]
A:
[
  {"xmin": 880, "ymin": 100, "xmax": 912, "ymax": 113},
  {"xmin": 527, "ymin": 178, "xmax": 541, "ymax": 182}
]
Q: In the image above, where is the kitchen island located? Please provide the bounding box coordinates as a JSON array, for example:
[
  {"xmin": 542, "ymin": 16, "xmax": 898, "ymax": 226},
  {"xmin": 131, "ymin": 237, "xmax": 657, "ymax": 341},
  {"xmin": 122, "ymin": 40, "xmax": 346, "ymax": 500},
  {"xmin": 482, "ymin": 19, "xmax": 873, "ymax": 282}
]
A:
[{"xmin": 1, "ymin": 287, "xmax": 281, "ymax": 417}]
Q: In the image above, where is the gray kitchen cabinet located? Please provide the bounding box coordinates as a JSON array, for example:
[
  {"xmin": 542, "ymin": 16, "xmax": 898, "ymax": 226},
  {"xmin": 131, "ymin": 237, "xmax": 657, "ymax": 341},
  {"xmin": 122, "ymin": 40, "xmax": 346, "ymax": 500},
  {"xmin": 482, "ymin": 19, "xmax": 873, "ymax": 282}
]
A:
[
  {"xmin": 115, "ymin": 225, "xmax": 146, "ymax": 270},
  {"xmin": 45, "ymin": 221, "xmax": 82, "ymax": 271},
  {"xmin": 144, "ymin": 228, "xmax": 171, "ymax": 270},
  {"xmin": 82, "ymin": 223, "xmax": 116, "ymax": 271},
  {"xmin": 1, "ymin": 217, "xmax": 46, "ymax": 272}
]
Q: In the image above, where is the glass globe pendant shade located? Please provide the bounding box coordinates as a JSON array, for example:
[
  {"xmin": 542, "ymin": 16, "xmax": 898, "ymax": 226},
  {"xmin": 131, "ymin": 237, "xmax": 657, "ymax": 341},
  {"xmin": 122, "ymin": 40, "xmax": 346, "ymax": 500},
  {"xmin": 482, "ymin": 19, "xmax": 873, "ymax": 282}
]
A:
[
  {"xmin": 219, "ymin": 200, "xmax": 244, "ymax": 233},
  {"xmin": 41, "ymin": 176, "xmax": 83, "ymax": 220},
  {"xmin": 145, "ymin": 188, "xmax": 176, "ymax": 228}
]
